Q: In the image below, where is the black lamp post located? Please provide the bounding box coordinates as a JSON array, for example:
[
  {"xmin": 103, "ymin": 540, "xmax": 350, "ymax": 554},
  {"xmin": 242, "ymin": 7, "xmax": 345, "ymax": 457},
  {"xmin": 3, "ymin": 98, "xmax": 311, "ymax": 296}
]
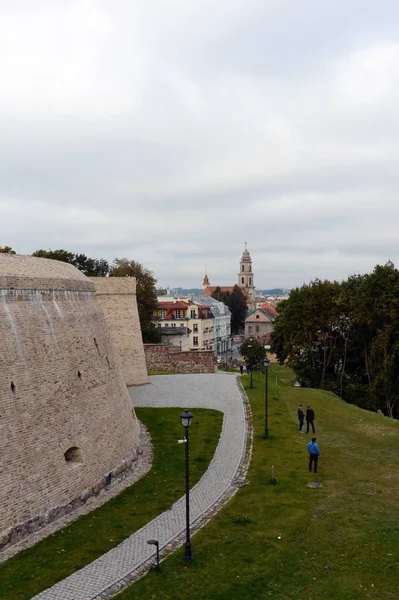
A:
[
  {"xmin": 180, "ymin": 409, "xmax": 193, "ymax": 561},
  {"xmin": 264, "ymin": 357, "xmax": 270, "ymax": 437},
  {"xmin": 249, "ymin": 335, "xmax": 254, "ymax": 388},
  {"xmin": 147, "ymin": 539, "xmax": 160, "ymax": 568}
]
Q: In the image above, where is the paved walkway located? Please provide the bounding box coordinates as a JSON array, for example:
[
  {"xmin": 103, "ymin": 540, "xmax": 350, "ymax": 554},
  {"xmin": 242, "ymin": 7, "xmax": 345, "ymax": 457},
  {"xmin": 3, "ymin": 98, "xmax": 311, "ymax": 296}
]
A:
[{"xmin": 33, "ymin": 373, "xmax": 250, "ymax": 600}]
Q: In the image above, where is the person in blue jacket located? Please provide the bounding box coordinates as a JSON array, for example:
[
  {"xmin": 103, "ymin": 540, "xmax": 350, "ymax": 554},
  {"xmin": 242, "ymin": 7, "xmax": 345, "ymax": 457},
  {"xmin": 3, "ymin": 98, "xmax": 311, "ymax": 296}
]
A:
[{"xmin": 307, "ymin": 437, "xmax": 320, "ymax": 473}]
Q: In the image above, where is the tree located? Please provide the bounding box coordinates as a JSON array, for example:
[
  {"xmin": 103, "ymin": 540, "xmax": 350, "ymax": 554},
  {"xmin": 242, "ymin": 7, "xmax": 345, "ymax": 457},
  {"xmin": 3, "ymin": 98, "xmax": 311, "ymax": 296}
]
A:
[
  {"xmin": 109, "ymin": 258, "xmax": 161, "ymax": 343},
  {"xmin": 0, "ymin": 246, "xmax": 16, "ymax": 254},
  {"xmin": 211, "ymin": 284, "xmax": 247, "ymax": 333},
  {"xmin": 32, "ymin": 249, "xmax": 109, "ymax": 277},
  {"xmin": 239, "ymin": 338, "xmax": 265, "ymax": 367},
  {"xmin": 270, "ymin": 265, "xmax": 399, "ymax": 418}
]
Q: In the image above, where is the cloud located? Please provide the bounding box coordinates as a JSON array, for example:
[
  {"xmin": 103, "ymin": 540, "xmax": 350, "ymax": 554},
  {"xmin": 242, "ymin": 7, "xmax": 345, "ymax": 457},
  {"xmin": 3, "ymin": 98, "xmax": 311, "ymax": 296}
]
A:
[{"xmin": 1, "ymin": 0, "xmax": 399, "ymax": 289}]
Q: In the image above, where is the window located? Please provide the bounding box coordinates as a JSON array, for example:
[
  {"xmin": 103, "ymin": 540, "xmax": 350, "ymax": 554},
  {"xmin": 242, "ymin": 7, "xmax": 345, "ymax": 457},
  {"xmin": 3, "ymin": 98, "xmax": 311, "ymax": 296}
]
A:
[
  {"xmin": 172, "ymin": 323, "xmax": 176, "ymax": 327},
  {"xmin": 241, "ymin": 277, "xmax": 244, "ymax": 284},
  {"xmin": 160, "ymin": 310, "xmax": 165, "ymax": 319},
  {"xmin": 249, "ymin": 277, "xmax": 252, "ymax": 285},
  {"xmin": 248, "ymin": 326, "xmax": 252, "ymax": 333},
  {"xmin": 164, "ymin": 323, "xmax": 169, "ymax": 328},
  {"xmin": 175, "ymin": 309, "xmax": 181, "ymax": 318},
  {"xmin": 193, "ymin": 324, "xmax": 198, "ymax": 332},
  {"xmin": 256, "ymin": 325, "xmax": 259, "ymax": 333},
  {"xmin": 242, "ymin": 265, "xmax": 244, "ymax": 272},
  {"xmin": 249, "ymin": 265, "xmax": 251, "ymax": 272},
  {"xmin": 191, "ymin": 309, "xmax": 196, "ymax": 318},
  {"xmin": 256, "ymin": 314, "xmax": 259, "ymax": 319},
  {"xmin": 193, "ymin": 336, "xmax": 198, "ymax": 346}
]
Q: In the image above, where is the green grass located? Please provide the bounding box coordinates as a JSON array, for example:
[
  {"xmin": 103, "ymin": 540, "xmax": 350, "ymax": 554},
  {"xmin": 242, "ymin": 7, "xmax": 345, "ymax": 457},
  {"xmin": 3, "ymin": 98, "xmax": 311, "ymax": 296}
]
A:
[
  {"xmin": 0, "ymin": 408, "xmax": 223, "ymax": 600},
  {"xmin": 116, "ymin": 366, "xmax": 399, "ymax": 600},
  {"xmin": 148, "ymin": 370, "xmax": 179, "ymax": 375}
]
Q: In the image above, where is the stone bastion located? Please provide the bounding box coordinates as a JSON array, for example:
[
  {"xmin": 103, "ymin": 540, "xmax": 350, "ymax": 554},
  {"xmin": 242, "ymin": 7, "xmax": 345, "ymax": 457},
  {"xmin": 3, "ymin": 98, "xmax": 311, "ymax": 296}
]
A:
[{"xmin": 0, "ymin": 255, "xmax": 140, "ymax": 550}]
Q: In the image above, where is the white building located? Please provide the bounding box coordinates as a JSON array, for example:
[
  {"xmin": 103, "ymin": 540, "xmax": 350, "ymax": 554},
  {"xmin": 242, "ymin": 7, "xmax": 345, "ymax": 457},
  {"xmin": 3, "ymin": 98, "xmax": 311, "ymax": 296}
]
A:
[
  {"xmin": 153, "ymin": 297, "xmax": 215, "ymax": 351},
  {"xmin": 190, "ymin": 293, "xmax": 231, "ymax": 355}
]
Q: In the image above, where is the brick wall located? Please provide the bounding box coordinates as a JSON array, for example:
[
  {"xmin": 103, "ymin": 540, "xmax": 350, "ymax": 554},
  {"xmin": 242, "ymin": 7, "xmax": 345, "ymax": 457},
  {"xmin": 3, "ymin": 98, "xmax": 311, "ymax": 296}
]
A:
[
  {"xmin": 0, "ymin": 256, "xmax": 140, "ymax": 550},
  {"xmin": 144, "ymin": 345, "xmax": 215, "ymax": 373},
  {"xmin": 91, "ymin": 277, "xmax": 148, "ymax": 386}
]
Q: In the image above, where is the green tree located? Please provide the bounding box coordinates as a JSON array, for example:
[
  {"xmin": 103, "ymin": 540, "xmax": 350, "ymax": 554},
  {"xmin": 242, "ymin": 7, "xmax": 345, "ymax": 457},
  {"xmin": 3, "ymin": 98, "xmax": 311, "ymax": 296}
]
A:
[
  {"xmin": 211, "ymin": 284, "xmax": 247, "ymax": 334},
  {"xmin": 109, "ymin": 258, "xmax": 161, "ymax": 343},
  {"xmin": 32, "ymin": 249, "xmax": 109, "ymax": 277},
  {"xmin": 270, "ymin": 265, "xmax": 399, "ymax": 418},
  {"xmin": 239, "ymin": 337, "xmax": 265, "ymax": 367},
  {"xmin": 0, "ymin": 246, "xmax": 16, "ymax": 254}
]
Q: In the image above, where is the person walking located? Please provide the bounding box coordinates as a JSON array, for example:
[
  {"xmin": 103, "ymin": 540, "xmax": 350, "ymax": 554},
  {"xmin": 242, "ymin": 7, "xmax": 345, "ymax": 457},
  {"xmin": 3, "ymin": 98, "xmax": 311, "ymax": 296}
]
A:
[
  {"xmin": 306, "ymin": 405, "xmax": 315, "ymax": 434},
  {"xmin": 307, "ymin": 437, "xmax": 320, "ymax": 473},
  {"xmin": 297, "ymin": 404, "xmax": 305, "ymax": 433},
  {"xmin": 240, "ymin": 364, "xmax": 244, "ymax": 375}
]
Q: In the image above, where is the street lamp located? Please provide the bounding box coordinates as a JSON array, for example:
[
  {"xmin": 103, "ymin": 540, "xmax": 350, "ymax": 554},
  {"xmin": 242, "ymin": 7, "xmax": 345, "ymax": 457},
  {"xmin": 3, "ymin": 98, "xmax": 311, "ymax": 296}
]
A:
[
  {"xmin": 249, "ymin": 335, "xmax": 254, "ymax": 388},
  {"xmin": 147, "ymin": 539, "xmax": 160, "ymax": 568},
  {"xmin": 180, "ymin": 409, "xmax": 193, "ymax": 561},
  {"xmin": 264, "ymin": 357, "xmax": 270, "ymax": 438}
]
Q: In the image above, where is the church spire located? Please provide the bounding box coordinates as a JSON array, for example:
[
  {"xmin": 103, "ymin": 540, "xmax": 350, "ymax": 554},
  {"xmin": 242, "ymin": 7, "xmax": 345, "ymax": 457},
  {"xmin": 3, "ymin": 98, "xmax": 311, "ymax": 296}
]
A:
[{"xmin": 202, "ymin": 269, "xmax": 210, "ymax": 289}]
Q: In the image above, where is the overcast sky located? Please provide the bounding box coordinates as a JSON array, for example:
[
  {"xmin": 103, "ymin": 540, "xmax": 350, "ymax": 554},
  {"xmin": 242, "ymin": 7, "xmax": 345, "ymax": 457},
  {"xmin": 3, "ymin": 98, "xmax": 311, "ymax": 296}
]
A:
[{"xmin": 1, "ymin": 0, "xmax": 399, "ymax": 290}]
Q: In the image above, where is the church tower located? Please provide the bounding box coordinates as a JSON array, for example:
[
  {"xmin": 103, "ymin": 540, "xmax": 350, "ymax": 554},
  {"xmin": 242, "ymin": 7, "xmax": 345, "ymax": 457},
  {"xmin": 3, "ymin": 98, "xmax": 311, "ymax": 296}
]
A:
[
  {"xmin": 238, "ymin": 243, "xmax": 256, "ymax": 310},
  {"xmin": 202, "ymin": 270, "xmax": 210, "ymax": 290}
]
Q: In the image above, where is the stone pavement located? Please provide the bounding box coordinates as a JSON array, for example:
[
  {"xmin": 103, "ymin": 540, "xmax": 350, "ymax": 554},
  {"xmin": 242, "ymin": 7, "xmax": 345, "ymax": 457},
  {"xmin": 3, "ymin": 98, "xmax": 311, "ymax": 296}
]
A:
[{"xmin": 32, "ymin": 373, "xmax": 250, "ymax": 600}]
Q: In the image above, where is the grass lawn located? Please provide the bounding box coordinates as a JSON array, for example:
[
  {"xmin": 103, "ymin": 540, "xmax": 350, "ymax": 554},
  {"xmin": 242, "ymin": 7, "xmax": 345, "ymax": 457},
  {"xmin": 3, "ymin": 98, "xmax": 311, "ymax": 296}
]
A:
[
  {"xmin": 147, "ymin": 370, "xmax": 179, "ymax": 375},
  {"xmin": 116, "ymin": 366, "xmax": 399, "ymax": 600},
  {"xmin": 0, "ymin": 408, "xmax": 223, "ymax": 600}
]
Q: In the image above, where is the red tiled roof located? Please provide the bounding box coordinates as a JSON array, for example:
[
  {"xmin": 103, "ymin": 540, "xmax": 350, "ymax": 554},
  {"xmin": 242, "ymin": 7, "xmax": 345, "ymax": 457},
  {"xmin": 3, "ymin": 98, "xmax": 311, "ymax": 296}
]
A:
[
  {"xmin": 259, "ymin": 302, "xmax": 278, "ymax": 317},
  {"xmin": 203, "ymin": 285, "xmax": 247, "ymax": 297}
]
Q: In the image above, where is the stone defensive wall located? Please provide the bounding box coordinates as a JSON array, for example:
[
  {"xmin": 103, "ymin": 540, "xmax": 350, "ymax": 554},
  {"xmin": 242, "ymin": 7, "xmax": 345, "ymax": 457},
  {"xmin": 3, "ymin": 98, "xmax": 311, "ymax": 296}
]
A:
[
  {"xmin": 90, "ymin": 277, "xmax": 148, "ymax": 386},
  {"xmin": 0, "ymin": 255, "xmax": 140, "ymax": 551},
  {"xmin": 144, "ymin": 345, "xmax": 215, "ymax": 373}
]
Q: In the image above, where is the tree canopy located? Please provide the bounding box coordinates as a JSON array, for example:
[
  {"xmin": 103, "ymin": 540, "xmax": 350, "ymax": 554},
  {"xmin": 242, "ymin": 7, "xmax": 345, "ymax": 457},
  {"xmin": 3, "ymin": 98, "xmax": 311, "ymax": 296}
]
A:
[
  {"xmin": 239, "ymin": 337, "xmax": 265, "ymax": 366},
  {"xmin": 109, "ymin": 258, "xmax": 161, "ymax": 343},
  {"xmin": 271, "ymin": 265, "xmax": 399, "ymax": 418},
  {"xmin": 0, "ymin": 246, "xmax": 16, "ymax": 254},
  {"xmin": 211, "ymin": 284, "xmax": 247, "ymax": 333},
  {"xmin": 32, "ymin": 249, "xmax": 109, "ymax": 277}
]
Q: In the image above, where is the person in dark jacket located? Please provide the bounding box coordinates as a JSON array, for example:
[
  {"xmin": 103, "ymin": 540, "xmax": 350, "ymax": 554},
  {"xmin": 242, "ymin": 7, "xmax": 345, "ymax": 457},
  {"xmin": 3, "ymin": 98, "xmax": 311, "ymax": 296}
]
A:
[
  {"xmin": 306, "ymin": 405, "xmax": 315, "ymax": 434},
  {"xmin": 297, "ymin": 404, "xmax": 304, "ymax": 433},
  {"xmin": 307, "ymin": 437, "xmax": 320, "ymax": 473}
]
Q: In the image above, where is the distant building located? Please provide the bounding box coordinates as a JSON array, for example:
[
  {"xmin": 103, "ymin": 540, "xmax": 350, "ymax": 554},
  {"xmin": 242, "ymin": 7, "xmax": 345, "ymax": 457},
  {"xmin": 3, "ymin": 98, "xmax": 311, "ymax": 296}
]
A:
[
  {"xmin": 244, "ymin": 302, "xmax": 278, "ymax": 343},
  {"xmin": 202, "ymin": 244, "xmax": 256, "ymax": 311},
  {"xmin": 191, "ymin": 293, "xmax": 231, "ymax": 355},
  {"xmin": 153, "ymin": 297, "xmax": 215, "ymax": 351}
]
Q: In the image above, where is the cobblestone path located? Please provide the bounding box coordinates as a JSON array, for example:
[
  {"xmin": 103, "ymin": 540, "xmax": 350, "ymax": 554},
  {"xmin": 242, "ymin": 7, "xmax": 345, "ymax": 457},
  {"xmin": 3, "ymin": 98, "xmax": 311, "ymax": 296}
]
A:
[{"xmin": 33, "ymin": 373, "xmax": 249, "ymax": 600}]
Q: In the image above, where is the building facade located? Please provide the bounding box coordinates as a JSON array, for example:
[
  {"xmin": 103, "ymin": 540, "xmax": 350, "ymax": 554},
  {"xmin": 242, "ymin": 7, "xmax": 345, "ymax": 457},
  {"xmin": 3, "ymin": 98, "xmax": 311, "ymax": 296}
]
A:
[
  {"xmin": 244, "ymin": 303, "xmax": 277, "ymax": 342},
  {"xmin": 191, "ymin": 293, "xmax": 231, "ymax": 354},
  {"xmin": 153, "ymin": 297, "xmax": 215, "ymax": 351}
]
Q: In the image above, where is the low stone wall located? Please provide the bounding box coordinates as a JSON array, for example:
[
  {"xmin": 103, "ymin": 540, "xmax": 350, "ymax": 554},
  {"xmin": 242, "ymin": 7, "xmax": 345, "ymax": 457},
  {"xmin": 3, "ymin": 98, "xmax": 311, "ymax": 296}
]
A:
[{"xmin": 144, "ymin": 345, "xmax": 214, "ymax": 373}]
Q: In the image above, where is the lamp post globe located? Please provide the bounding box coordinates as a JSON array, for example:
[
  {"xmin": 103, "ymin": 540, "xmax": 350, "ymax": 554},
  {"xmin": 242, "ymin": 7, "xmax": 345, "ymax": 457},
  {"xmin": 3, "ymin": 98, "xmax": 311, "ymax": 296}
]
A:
[{"xmin": 180, "ymin": 409, "xmax": 193, "ymax": 561}]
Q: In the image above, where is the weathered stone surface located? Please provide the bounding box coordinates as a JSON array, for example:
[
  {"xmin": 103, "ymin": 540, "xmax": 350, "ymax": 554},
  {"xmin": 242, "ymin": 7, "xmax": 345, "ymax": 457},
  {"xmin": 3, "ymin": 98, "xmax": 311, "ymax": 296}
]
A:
[
  {"xmin": 144, "ymin": 344, "xmax": 214, "ymax": 373},
  {"xmin": 91, "ymin": 278, "xmax": 148, "ymax": 385},
  {"xmin": 0, "ymin": 254, "xmax": 140, "ymax": 552}
]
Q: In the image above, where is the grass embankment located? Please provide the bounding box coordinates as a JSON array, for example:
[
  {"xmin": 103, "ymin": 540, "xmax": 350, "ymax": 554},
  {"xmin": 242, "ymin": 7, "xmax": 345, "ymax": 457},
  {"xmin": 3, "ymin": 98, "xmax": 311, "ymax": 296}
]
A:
[
  {"xmin": 0, "ymin": 408, "xmax": 223, "ymax": 600},
  {"xmin": 117, "ymin": 366, "xmax": 399, "ymax": 600}
]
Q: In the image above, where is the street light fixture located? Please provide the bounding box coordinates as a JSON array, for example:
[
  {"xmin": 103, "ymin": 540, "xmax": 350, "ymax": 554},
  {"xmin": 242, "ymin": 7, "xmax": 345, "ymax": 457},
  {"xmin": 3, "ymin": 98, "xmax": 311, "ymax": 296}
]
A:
[
  {"xmin": 248, "ymin": 335, "xmax": 254, "ymax": 388},
  {"xmin": 180, "ymin": 409, "xmax": 193, "ymax": 561},
  {"xmin": 263, "ymin": 357, "xmax": 270, "ymax": 438}
]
